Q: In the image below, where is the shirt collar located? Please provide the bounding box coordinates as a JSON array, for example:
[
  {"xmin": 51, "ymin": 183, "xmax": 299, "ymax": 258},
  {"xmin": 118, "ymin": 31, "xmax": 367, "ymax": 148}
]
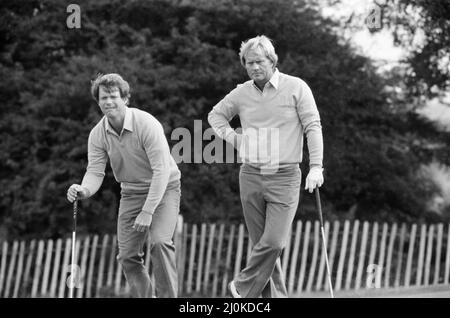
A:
[
  {"xmin": 268, "ymin": 68, "xmax": 280, "ymax": 90},
  {"xmin": 123, "ymin": 107, "xmax": 133, "ymax": 132},
  {"xmin": 105, "ymin": 106, "xmax": 133, "ymax": 134},
  {"xmin": 252, "ymin": 68, "xmax": 280, "ymax": 91}
]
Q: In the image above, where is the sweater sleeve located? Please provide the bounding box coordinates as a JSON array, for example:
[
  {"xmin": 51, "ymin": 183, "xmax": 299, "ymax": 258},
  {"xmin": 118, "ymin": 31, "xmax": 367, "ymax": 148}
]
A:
[
  {"xmin": 81, "ymin": 128, "xmax": 106, "ymax": 197},
  {"xmin": 141, "ymin": 116, "xmax": 172, "ymax": 214},
  {"xmin": 207, "ymin": 87, "xmax": 240, "ymax": 146},
  {"xmin": 296, "ymin": 80, "xmax": 324, "ymax": 167}
]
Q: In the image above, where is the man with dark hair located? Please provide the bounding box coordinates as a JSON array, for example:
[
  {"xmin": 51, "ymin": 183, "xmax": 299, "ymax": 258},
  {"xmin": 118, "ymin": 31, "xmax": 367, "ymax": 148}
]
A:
[
  {"xmin": 67, "ymin": 73, "xmax": 181, "ymax": 298},
  {"xmin": 208, "ymin": 35, "xmax": 324, "ymax": 298}
]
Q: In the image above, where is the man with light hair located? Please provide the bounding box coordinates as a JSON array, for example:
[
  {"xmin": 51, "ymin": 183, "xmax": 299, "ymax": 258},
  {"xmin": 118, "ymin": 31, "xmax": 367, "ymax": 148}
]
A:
[
  {"xmin": 66, "ymin": 73, "xmax": 181, "ymax": 297},
  {"xmin": 208, "ymin": 35, "xmax": 324, "ymax": 298}
]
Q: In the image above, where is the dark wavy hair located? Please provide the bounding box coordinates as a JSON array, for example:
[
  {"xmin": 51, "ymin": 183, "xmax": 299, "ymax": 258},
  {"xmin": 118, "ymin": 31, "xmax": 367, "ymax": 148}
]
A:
[{"xmin": 90, "ymin": 73, "xmax": 131, "ymax": 105}]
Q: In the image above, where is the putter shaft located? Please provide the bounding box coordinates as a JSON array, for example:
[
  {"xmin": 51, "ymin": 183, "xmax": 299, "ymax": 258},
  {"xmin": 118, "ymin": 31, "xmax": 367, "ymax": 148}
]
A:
[
  {"xmin": 69, "ymin": 199, "xmax": 78, "ymax": 298},
  {"xmin": 315, "ymin": 187, "xmax": 334, "ymax": 298}
]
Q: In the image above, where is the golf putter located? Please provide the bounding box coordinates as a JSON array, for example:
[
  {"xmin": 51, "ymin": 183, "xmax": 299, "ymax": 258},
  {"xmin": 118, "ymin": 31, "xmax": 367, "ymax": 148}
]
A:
[
  {"xmin": 314, "ymin": 186, "xmax": 334, "ymax": 298},
  {"xmin": 69, "ymin": 197, "xmax": 78, "ymax": 298}
]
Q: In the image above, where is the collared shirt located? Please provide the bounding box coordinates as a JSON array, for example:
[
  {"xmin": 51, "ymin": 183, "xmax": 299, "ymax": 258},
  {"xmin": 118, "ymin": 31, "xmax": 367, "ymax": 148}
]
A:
[
  {"xmin": 81, "ymin": 107, "xmax": 181, "ymax": 214},
  {"xmin": 208, "ymin": 69, "xmax": 323, "ymax": 168}
]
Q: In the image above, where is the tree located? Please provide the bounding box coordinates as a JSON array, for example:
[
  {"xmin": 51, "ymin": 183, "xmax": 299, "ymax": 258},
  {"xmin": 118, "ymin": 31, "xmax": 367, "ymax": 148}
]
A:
[
  {"xmin": 0, "ymin": 0, "xmax": 445, "ymax": 240},
  {"xmin": 384, "ymin": 0, "xmax": 450, "ymax": 97}
]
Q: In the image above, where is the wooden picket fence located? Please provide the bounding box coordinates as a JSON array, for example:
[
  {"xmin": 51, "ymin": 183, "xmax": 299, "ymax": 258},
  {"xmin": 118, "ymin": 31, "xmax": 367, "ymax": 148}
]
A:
[{"xmin": 1, "ymin": 218, "xmax": 450, "ymax": 298}]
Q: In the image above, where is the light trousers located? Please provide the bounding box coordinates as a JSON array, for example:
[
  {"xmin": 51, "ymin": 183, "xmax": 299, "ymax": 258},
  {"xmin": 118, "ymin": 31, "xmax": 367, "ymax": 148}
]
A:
[
  {"xmin": 117, "ymin": 179, "xmax": 181, "ymax": 298},
  {"xmin": 234, "ymin": 165, "xmax": 300, "ymax": 298}
]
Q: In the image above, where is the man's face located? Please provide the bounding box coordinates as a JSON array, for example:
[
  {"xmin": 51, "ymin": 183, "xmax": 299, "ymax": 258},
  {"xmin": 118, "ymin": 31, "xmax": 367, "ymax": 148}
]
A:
[
  {"xmin": 244, "ymin": 48, "xmax": 274, "ymax": 86},
  {"xmin": 98, "ymin": 86, "xmax": 127, "ymax": 119}
]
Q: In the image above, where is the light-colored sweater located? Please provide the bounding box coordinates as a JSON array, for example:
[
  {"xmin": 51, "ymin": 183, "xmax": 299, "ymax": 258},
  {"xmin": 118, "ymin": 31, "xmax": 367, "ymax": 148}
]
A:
[
  {"xmin": 81, "ymin": 107, "xmax": 181, "ymax": 214},
  {"xmin": 208, "ymin": 69, "xmax": 323, "ymax": 169}
]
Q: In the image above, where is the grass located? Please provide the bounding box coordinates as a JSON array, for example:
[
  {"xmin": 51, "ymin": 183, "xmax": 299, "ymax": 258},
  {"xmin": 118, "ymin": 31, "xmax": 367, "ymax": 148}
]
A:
[{"xmin": 296, "ymin": 284, "xmax": 450, "ymax": 298}]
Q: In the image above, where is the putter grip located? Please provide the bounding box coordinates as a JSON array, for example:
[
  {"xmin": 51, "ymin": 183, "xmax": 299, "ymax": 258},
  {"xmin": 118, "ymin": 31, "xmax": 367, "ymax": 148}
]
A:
[
  {"xmin": 314, "ymin": 186, "xmax": 324, "ymax": 225},
  {"xmin": 73, "ymin": 199, "xmax": 78, "ymax": 232},
  {"xmin": 73, "ymin": 199, "xmax": 78, "ymax": 217},
  {"xmin": 314, "ymin": 187, "xmax": 321, "ymax": 208}
]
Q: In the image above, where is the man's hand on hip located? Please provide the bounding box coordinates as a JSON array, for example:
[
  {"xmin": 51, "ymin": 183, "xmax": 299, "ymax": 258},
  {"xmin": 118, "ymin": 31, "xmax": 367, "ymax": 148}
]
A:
[
  {"xmin": 305, "ymin": 167, "xmax": 324, "ymax": 193},
  {"xmin": 67, "ymin": 184, "xmax": 89, "ymax": 203},
  {"xmin": 133, "ymin": 211, "xmax": 153, "ymax": 232}
]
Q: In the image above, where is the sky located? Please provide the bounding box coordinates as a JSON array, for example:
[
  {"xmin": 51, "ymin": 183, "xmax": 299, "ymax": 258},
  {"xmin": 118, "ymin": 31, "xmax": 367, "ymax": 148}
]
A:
[
  {"xmin": 320, "ymin": 0, "xmax": 405, "ymax": 62},
  {"xmin": 319, "ymin": 0, "xmax": 450, "ymax": 130}
]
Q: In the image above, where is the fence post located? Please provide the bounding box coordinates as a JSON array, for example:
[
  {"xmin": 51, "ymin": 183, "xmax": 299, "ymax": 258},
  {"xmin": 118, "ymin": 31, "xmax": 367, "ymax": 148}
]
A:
[
  {"xmin": 325, "ymin": 221, "xmax": 340, "ymax": 291},
  {"xmin": 48, "ymin": 239, "xmax": 62, "ymax": 298},
  {"xmin": 31, "ymin": 240, "xmax": 45, "ymax": 298},
  {"xmin": 394, "ymin": 223, "xmax": 406, "ymax": 287},
  {"xmin": 335, "ymin": 220, "xmax": 350, "ymax": 291},
  {"xmin": 58, "ymin": 238, "xmax": 71, "ymax": 298},
  {"xmin": 306, "ymin": 221, "xmax": 320, "ymax": 292},
  {"xmin": 424, "ymin": 225, "xmax": 434, "ymax": 286},
  {"xmin": 203, "ymin": 223, "xmax": 215, "ymax": 294},
  {"xmin": 282, "ymin": 227, "xmax": 292, "ymax": 277},
  {"xmin": 445, "ymin": 224, "xmax": 450, "ymax": 284},
  {"xmin": 77, "ymin": 236, "xmax": 91, "ymax": 298},
  {"xmin": 186, "ymin": 224, "xmax": 197, "ymax": 295},
  {"xmin": 377, "ymin": 223, "xmax": 388, "ymax": 286},
  {"xmin": 13, "ymin": 241, "xmax": 26, "ymax": 298},
  {"xmin": 405, "ymin": 224, "xmax": 417, "ymax": 287},
  {"xmin": 95, "ymin": 234, "xmax": 109, "ymax": 297},
  {"xmin": 289, "ymin": 221, "xmax": 302, "ymax": 294},
  {"xmin": 415, "ymin": 224, "xmax": 427, "ymax": 286},
  {"xmin": 367, "ymin": 222, "xmax": 379, "ymax": 288},
  {"xmin": 433, "ymin": 224, "xmax": 443, "ymax": 285},
  {"xmin": 86, "ymin": 235, "xmax": 99, "ymax": 298},
  {"xmin": 4, "ymin": 240, "xmax": 18, "ymax": 298},
  {"xmin": 0, "ymin": 241, "xmax": 9, "ymax": 297},
  {"xmin": 40, "ymin": 239, "xmax": 53, "ymax": 297},
  {"xmin": 179, "ymin": 222, "xmax": 188, "ymax": 295},
  {"xmin": 315, "ymin": 221, "xmax": 330, "ymax": 292},
  {"xmin": 221, "ymin": 224, "xmax": 235, "ymax": 297},
  {"xmin": 175, "ymin": 214, "xmax": 184, "ymax": 295},
  {"xmin": 296, "ymin": 220, "xmax": 311, "ymax": 293},
  {"xmin": 355, "ymin": 221, "xmax": 369, "ymax": 290},
  {"xmin": 195, "ymin": 223, "xmax": 207, "ymax": 293},
  {"xmin": 345, "ymin": 220, "xmax": 359, "ymax": 290},
  {"xmin": 106, "ymin": 235, "xmax": 116, "ymax": 289},
  {"xmin": 211, "ymin": 224, "xmax": 225, "ymax": 297},
  {"xmin": 233, "ymin": 224, "xmax": 245, "ymax": 279},
  {"xmin": 384, "ymin": 223, "xmax": 397, "ymax": 288}
]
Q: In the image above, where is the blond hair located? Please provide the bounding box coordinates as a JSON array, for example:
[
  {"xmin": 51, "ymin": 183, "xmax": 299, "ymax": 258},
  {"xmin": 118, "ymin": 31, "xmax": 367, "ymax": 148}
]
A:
[{"xmin": 239, "ymin": 35, "xmax": 278, "ymax": 69}]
